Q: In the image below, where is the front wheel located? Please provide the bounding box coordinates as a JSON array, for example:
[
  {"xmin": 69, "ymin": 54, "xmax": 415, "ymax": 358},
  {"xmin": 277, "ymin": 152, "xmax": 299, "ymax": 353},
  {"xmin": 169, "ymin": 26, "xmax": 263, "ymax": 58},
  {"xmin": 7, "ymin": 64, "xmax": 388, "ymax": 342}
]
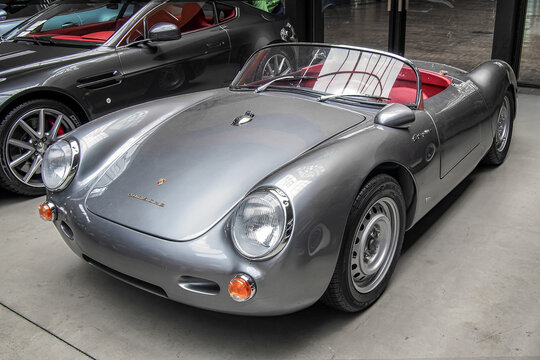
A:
[
  {"xmin": 0, "ymin": 99, "xmax": 81, "ymax": 196},
  {"xmin": 482, "ymin": 90, "xmax": 515, "ymax": 165},
  {"xmin": 259, "ymin": 50, "xmax": 293, "ymax": 80},
  {"xmin": 322, "ymin": 174, "xmax": 406, "ymax": 312}
]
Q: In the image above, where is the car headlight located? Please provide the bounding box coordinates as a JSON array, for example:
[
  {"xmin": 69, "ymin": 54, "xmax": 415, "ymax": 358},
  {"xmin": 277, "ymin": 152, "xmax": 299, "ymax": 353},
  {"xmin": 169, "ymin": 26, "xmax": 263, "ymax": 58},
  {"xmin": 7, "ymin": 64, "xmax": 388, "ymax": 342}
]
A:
[
  {"xmin": 230, "ymin": 188, "xmax": 293, "ymax": 260},
  {"xmin": 42, "ymin": 139, "xmax": 79, "ymax": 191}
]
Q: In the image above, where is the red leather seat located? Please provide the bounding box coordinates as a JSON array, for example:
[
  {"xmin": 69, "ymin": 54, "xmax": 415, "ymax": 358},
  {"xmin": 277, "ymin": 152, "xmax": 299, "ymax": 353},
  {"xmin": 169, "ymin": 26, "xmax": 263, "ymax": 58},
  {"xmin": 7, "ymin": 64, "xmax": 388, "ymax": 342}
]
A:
[{"xmin": 180, "ymin": 3, "xmax": 211, "ymax": 33}]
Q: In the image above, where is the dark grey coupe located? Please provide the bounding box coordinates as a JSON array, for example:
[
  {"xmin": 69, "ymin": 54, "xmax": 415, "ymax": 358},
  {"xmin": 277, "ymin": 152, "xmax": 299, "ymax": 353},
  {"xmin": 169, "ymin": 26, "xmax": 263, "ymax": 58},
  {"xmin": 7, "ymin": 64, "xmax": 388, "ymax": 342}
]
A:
[
  {"xmin": 0, "ymin": 0, "xmax": 294, "ymax": 195},
  {"xmin": 40, "ymin": 43, "xmax": 516, "ymax": 315}
]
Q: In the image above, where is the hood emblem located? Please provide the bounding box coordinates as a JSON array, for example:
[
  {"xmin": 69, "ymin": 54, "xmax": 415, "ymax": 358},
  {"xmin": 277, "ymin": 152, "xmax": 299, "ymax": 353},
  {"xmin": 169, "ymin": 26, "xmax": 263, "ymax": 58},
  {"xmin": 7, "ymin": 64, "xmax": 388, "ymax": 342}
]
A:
[
  {"xmin": 128, "ymin": 193, "xmax": 165, "ymax": 208},
  {"xmin": 157, "ymin": 178, "xmax": 167, "ymax": 186},
  {"xmin": 232, "ymin": 111, "xmax": 255, "ymax": 126}
]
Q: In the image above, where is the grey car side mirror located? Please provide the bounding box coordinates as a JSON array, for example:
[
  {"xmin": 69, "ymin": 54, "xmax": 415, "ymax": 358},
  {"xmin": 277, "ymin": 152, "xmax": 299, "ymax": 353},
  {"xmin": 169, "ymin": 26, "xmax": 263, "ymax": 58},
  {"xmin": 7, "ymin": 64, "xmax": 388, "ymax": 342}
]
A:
[
  {"xmin": 374, "ymin": 103, "xmax": 416, "ymax": 129},
  {"xmin": 148, "ymin": 22, "xmax": 181, "ymax": 42},
  {"xmin": 0, "ymin": 10, "xmax": 7, "ymax": 21}
]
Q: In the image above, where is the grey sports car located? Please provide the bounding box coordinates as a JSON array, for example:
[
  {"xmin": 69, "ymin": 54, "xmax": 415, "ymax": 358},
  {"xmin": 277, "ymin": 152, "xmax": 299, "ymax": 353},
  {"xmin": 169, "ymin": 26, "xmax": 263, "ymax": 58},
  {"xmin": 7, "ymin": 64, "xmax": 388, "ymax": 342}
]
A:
[{"xmin": 39, "ymin": 43, "xmax": 516, "ymax": 315}]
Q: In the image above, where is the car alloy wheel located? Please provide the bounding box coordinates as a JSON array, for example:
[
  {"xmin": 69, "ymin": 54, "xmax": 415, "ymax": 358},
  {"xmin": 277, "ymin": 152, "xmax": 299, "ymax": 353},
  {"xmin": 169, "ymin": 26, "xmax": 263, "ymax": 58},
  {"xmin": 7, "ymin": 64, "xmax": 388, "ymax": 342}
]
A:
[
  {"xmin": 262, "ymin": 53, "xmax": 292, "ymax": 79},
  {"xmin": 5, "ymin": 107, "xmax": 77, "ymax": 188}
]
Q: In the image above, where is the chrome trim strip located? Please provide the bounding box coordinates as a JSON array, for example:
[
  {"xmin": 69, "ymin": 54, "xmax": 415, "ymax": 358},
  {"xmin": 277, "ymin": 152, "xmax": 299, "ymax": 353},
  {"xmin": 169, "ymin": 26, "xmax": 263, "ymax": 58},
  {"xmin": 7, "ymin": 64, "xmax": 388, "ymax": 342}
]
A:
[
  {"xmin": 50, "ymin": 138, "xmax": 80, "ymax": 192},
  {"xmin": 230, "ymin": 187, "xmax": 294, "ymax": 261}
]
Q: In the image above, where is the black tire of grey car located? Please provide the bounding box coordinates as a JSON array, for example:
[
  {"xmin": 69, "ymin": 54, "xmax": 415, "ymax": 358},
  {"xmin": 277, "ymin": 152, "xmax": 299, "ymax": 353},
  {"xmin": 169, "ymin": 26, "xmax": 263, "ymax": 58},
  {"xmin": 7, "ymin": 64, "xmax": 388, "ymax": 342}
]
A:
[
  {"xmin": 322, "ymin": 174, "xmax": 406, "ymax": 312},
  {"xmin": 482, "ymin": 89, "xmax": 515, "ymax": 166},
  {"xmin": 0, "ymin": 99, "xmax": 81, "ymax": 196}
]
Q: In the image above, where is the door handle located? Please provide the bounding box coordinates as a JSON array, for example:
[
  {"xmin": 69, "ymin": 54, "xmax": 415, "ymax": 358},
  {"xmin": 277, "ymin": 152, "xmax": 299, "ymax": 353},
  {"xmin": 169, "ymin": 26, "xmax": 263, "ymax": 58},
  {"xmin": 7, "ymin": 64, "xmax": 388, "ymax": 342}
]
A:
[{"xmin": 206, "ymin": 41, "xmax": 224, "ymax": 48}]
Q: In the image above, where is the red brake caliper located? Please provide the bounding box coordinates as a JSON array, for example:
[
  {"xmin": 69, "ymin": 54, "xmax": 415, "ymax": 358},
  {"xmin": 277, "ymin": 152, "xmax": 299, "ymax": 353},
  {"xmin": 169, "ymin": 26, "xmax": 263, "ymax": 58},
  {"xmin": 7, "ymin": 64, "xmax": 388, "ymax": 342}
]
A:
[{"xmin": 49, "ymin": 119, "xmax": 65, "ymax": 136}]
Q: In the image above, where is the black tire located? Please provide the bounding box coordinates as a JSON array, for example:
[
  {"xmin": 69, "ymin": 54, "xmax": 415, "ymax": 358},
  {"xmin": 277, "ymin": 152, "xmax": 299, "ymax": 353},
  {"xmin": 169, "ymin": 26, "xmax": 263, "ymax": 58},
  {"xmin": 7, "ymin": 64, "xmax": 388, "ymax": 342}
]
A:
[
  {"xmin": 0, "ymin": 99, "xmax": 81, "ymax": 196},
  {"xmin": 482, "ymin": 90, "xmax": 514, "ymax": 166},
  {"xmin": 322, "ymin": 174, "xmax": 406, "ymax": 312},
  {"xmin": 155, "ymin": 63, "xmax": 188, "ymax": 92}
]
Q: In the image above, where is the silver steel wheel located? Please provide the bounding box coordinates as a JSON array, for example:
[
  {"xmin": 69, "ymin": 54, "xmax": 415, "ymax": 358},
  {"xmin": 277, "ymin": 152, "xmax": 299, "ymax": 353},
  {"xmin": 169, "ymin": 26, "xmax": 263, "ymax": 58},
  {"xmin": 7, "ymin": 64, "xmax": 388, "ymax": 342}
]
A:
[
  {"xmin": 350, "ymin": 196, "xmax": 400, "ymax": 293},
  {"xmin": 262, "ymin": 53, "xmax": 291, "ymax": 79},
  {"xmin": 495, "ymin": 96, "xmax": 511, "ymax": 153},
  {"xmin": 5, "ymin": 108, "xmax": 77, "ymax": 188}
]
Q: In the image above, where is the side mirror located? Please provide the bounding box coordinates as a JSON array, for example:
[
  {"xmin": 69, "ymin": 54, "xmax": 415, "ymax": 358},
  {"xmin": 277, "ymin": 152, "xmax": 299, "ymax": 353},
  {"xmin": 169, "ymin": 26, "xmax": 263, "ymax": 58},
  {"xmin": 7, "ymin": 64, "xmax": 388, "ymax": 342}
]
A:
[
  {"xmin": 148, "ymin": 22, "xmax": 181, "ymax": 42},
  {"xmin": 0, "ymin": 10, "xmax": 7, "ymax": 21},
  {"xmin": 374, "ymin": 103, "xmax": 415, "ymax": 129}
]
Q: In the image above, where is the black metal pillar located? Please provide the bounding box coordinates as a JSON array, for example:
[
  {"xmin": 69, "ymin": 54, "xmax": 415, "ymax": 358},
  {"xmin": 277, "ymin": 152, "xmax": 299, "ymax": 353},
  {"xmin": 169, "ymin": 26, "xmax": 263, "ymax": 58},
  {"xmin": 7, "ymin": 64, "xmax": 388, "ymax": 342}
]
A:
[
  {"xmin": 492, "ymin": 0, "xmax": 527, "ymax": 78},
  {"xmin": 388, "ymin": 0, "xmax": 407, "ymax": 56},
  {"xmin": 284, "ymin": 0, "xmax": 323, "ymax": 42}
]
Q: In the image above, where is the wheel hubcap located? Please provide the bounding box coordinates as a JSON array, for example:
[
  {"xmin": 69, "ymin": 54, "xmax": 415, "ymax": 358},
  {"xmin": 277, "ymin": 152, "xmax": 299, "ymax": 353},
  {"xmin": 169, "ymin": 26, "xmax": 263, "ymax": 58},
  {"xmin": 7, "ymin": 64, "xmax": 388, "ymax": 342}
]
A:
[
  {"xmin": 350, "ymin": 197, "xmax": 400, "ymax": 293},
  {"xmin": 262, "ymin": 54, "xmax": 291, "ymax": 79},
  {"xmin": 5, "ymin": 108, "xmax": 76, "ymax": 188},
  {"xmin": 495, "ymin": 96, "xmax": 511, "ymax": 153}
]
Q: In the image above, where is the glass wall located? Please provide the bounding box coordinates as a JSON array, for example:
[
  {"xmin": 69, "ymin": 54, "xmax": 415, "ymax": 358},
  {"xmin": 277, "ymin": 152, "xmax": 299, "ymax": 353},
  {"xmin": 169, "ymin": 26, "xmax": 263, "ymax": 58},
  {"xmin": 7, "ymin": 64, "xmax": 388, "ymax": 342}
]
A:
[
  {"xmin": 405, "ymin": 0, "xmax": 497, "ymax": 71},
  {"xmin": 323, "ymin": 0, "xmax": 388, "ymax": 51},
  {"xmin": 519, "ymin": 0, "xmax": 540, "ymax": 84},
  {"xmin": 323, "ymin": 0, "xmax": 497, "ymax": 72}
]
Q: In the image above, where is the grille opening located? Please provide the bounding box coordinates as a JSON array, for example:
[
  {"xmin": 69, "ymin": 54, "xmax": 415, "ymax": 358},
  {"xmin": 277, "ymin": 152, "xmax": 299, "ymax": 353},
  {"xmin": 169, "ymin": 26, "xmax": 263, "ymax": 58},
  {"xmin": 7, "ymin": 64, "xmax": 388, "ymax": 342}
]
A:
[
  {"xmin": 83, "ymin": 255, "xmax": 168, "ymax": 298},
  {"xmin": 179, "ymin": 276, "xmax": 220, "ymax": 296},
  {"xmin": 60, "ymin": 221, "xmax": 74, "ymax": 240}
]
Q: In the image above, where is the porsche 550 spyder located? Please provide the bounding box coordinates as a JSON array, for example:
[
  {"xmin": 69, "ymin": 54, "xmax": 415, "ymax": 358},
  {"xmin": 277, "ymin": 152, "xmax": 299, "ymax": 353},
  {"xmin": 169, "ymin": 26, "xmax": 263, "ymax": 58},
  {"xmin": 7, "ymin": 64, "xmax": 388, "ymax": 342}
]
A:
[
  {"xmin": 40, "ymin": 43, "xmax": 516, "ymax": 315},
  {"xmin": 0, "ymin": 0, "xmax": 294, "ymax": 196}
]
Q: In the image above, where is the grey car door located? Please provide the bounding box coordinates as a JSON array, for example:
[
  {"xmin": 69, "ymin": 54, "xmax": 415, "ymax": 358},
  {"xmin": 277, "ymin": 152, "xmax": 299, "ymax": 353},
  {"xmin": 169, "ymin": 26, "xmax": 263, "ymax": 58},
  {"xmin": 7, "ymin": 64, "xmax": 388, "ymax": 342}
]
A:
[{"xmin": 115, "ymin": 1, "xmax": 231, "ymax": 104}]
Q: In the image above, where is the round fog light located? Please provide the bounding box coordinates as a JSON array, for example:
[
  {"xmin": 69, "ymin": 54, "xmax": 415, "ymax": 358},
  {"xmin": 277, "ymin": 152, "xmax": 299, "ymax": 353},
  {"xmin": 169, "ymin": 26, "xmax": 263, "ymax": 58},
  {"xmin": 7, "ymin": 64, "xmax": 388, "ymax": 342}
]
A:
[
  {"xmin": 39, "ymin": 202, "xmax": 57, "ymax": 222},
  {"xmin": 228, "ymin": 274, "xmax": 256, "ymax": 302}
]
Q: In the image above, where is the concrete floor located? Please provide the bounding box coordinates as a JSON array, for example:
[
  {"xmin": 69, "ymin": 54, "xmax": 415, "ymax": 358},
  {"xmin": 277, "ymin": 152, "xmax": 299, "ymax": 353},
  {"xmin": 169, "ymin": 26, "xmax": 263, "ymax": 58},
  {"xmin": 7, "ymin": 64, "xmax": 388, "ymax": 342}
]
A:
[{"xmin": 1, "ymin": 93, "xmax": 540, "ymax": 359}]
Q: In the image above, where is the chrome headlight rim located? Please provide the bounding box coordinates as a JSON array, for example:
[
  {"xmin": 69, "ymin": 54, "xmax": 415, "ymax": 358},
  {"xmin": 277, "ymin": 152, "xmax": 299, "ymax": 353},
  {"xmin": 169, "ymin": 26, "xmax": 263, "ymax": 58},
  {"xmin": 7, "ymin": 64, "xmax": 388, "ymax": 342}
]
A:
[
  {"xmin": 42, "ymin": 138, "xmax": 80, "ymax": 192},
  {"xmin": 230, "ymin": 187, "xmax": 294, "ymax": 261}
]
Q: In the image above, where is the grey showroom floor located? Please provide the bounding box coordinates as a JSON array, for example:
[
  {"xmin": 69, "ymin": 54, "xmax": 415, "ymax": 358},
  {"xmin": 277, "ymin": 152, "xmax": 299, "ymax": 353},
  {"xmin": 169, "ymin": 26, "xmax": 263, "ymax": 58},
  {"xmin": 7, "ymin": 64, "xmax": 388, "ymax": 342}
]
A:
[{"xmin": 1, "ymin": 92, "xmax": 540, "ymax": 360}]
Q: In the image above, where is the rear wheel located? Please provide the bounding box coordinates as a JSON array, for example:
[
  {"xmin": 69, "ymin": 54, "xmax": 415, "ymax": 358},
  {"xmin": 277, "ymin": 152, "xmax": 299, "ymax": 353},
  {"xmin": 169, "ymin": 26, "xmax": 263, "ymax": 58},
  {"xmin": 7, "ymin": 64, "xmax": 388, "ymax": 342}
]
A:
[
  {"xmin": 0, "ymin": 99, "xmax": 81, "ymax": 196},
  {"xmin": 322, "ymin": 174, "xmax": 405, "ymax": 312},
  {"xmin": 482, "ymin": 90, "xmax": 514, "ymax": 165}
]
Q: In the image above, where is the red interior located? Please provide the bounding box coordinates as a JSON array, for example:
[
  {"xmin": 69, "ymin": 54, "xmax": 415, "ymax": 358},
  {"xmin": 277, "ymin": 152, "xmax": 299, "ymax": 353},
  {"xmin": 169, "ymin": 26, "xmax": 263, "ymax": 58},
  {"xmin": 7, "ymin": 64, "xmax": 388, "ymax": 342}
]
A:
[
  {"xmin": 30, "ymin": 16, "xmax": 131, "ymax": 43},
  {"xmin": 389, "ymin": 66, "xmax": 452, "ymax": 103},
  {"xmin": 218, "ymin": 5, "xmax": 236, "ymax": 22},
  {"xmin": 298, "ymin": 63, "xmax": 451, "ymax": 104}
]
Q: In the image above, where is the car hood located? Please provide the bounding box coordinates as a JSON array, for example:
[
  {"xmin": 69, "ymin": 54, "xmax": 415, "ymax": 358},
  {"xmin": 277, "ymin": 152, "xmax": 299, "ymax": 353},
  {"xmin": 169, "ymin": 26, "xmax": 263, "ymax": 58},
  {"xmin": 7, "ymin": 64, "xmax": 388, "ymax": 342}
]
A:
[
  {"xmin": 86, "ymin": 91, "xmax": 366, "ymax": 241},
  {"xmin": 0, "ymin": 42, "xmax": 89, "ymax": 75}
]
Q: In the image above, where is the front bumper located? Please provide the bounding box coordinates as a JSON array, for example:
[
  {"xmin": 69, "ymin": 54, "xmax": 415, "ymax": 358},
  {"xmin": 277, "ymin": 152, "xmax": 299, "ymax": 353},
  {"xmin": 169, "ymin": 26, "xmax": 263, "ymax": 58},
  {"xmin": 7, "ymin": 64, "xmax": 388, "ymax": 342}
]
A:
[{"xmin": 47, "ymin": 199, "xmax": 335, "ymax": 316}]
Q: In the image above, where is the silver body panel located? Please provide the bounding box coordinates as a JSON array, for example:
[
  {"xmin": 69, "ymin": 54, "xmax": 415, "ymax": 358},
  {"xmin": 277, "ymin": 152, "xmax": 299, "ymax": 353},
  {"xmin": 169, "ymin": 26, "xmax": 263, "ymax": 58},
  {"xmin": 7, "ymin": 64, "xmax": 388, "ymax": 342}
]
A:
[{"xmin": 46, "ymin": 46, "xmax": 517, "ymax": 315}]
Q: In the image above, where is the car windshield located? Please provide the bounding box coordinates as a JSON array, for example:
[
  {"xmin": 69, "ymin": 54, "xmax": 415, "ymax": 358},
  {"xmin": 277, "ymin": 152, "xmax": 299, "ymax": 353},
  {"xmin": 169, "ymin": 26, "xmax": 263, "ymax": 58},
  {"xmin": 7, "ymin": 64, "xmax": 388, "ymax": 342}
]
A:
[
  {"xmin": 231, "ymin": 44, "xmax": 421, "ymax": 107},
  {"xmin": 4, "ymin": 0, "xmax": 147, "ymax": 46}
]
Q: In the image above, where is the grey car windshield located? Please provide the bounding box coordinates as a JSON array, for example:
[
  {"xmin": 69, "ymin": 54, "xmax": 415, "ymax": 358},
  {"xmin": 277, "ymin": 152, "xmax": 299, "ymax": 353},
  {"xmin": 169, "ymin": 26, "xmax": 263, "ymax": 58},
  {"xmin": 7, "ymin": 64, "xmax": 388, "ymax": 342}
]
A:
[
  {"xmin": 5, "ymin": 1, "xmax": 146, "ymax": 44},
  {"xmin": 231, "ymin": 44, "xmax": 421, "ymax": 106}
]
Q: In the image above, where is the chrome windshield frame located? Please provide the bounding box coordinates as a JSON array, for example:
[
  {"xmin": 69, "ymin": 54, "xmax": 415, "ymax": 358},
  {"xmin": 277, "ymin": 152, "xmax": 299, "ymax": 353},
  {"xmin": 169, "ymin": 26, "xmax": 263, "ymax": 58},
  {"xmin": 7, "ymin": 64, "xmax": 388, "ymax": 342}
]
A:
[{"xmin": 232, "ymin": 42, "xmax": 423, "ymax": 110}]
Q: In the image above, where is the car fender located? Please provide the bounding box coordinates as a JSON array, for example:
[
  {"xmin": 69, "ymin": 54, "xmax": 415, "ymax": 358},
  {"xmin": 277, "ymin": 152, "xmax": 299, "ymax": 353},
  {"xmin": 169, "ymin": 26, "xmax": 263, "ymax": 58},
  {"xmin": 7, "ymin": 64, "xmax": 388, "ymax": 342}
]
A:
[
  {"xmin": 0, "ymin": 86, "xmax": 91, "ymax": 122},
  {"xmin": 251, "ymin": 119, "xmax": 422, "ymax": 298},
  {"xmin": 468, "ymin": 60, "xmax": 517, "ymax": 136}
]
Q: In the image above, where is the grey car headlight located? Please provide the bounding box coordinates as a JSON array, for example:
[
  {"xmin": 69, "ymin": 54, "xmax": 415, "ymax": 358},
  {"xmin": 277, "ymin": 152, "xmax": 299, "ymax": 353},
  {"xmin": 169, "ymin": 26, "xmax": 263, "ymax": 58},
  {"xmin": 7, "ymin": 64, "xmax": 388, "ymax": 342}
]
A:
[
  {"xmin": 230, "ymin": 188, "xmax": 293, "ymax": 260},
  {"xmin": 42, "ymin": 139, "xmax": 79, "ymax": 191}
]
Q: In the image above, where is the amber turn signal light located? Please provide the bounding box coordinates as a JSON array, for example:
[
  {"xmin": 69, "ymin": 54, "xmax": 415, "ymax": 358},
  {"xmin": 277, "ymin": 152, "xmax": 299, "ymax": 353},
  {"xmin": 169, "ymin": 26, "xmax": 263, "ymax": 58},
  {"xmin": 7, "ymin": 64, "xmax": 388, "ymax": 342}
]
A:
[
  {"xmin": 39, "ymin": 202, "xmax": 57, "ymax": 222},
  {"xmin": 228, "ymin": 274, "xmax": 256, "ymax": 302}
]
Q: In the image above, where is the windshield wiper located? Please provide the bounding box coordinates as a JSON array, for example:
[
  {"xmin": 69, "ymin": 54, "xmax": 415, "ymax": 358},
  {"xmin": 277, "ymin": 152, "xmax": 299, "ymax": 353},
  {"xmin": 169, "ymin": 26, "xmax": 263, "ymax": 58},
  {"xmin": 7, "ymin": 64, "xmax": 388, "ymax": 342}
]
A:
[
  {"xmin": 255, "ymin": 75, "xmax": 316, "ymax": 93},
  {"xmin": 317, "ymin": 93, "xmax": 391, "ymax": 102}
]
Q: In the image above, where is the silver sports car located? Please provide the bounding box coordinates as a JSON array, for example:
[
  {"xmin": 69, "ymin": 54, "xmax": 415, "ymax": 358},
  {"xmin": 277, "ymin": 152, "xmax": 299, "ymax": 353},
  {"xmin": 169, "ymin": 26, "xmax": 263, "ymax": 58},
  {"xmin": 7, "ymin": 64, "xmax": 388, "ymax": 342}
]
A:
[{"xmin": 39, "ymin": 43, "xmax": 516, "ymax": 315}]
